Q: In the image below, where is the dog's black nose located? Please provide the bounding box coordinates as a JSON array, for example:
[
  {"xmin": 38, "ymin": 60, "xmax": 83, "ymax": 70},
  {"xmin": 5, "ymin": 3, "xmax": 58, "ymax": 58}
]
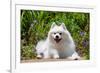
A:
[{"xmin": 56, "ymin": 35, "xmax": 59, "ymax": 39}]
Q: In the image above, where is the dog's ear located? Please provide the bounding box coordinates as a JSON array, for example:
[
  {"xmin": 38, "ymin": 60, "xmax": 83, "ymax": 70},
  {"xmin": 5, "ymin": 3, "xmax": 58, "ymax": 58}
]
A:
[
  {"xmin": 61, "ymin": 23, "xmax": 66, "ymax": 30},
  {"xmin": 51, "ymin": 22, "xmax": 56, "ymax": 29}
]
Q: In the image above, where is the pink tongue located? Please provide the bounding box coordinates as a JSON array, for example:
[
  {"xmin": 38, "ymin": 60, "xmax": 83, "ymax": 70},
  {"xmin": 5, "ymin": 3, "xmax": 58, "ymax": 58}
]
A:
[{"xmin": 54, "ymin": 39, "xmax": 61, "ymax": 43}]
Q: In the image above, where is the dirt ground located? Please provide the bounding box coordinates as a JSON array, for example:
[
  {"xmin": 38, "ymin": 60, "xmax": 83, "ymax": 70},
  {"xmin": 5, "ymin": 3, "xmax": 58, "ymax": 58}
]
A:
[{"xmin": 21, "ymin": 58, "xmax": 84, "ymax": 63}]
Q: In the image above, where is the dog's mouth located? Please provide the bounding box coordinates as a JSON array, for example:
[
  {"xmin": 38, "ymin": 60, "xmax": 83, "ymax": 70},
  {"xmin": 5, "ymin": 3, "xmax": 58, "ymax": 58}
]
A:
[{"xmin": 54, "ymin": 38, "xmax": 62, "ymax": 43}]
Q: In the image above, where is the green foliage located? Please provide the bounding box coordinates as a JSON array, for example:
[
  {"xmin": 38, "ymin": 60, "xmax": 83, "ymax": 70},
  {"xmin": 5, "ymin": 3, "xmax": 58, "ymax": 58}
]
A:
[{"xmin": 21, "ymin": 10, "xmax": 90, "ymax": 60}]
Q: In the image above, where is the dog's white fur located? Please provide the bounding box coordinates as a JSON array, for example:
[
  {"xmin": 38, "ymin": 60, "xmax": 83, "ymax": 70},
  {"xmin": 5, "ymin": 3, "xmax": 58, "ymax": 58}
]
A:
[{"xmin": 36, "ymin": 22, "xmax": 80, "ymax": 60}]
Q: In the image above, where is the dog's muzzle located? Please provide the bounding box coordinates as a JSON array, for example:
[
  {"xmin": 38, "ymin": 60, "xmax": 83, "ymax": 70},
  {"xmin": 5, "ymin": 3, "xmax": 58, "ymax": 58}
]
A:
[{"xmin": 54, "ymin": 35, "xmax": 62, "ymax": 43}]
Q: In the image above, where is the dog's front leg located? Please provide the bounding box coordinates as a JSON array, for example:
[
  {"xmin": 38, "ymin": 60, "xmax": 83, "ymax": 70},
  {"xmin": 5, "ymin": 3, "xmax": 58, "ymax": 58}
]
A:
[
  {"xmin": 52, "ymin": 49, "xmax": 59, "ymax": 59},
  {"xmin": 43, "ymin": 50, "xmax": 50, "ymax": 59}
]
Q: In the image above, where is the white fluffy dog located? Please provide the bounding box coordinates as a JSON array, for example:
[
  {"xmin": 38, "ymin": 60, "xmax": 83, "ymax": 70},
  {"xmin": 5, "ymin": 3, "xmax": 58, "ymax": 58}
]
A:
[{"xmin": 36, "ymin": 22, "xmax": 80, "ymax": 60}]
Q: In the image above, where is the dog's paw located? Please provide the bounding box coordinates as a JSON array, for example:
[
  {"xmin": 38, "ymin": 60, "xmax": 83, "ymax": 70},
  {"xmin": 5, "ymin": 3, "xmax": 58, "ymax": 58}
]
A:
[
  {"xmin": 67, "ymin": 52, "xmax": 81, "ymax": 60},
  {"xmin": 53, "ymin": 55, "xmax": 59, "ymax": 59},
  {"xmin": 37, "ymin": 54, "xmax": 42, "ymax": 59},
  {"xmin": 67, "ymin": 53, "xmax": 80, "ymax": 60},
  {"xmin": 67, "ymin": 56, "xmax": 80, "ymax": 60}
]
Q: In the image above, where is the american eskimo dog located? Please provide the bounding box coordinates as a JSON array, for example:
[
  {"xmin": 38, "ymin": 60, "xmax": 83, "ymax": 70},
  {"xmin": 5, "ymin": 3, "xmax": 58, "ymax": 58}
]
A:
[{"xmin": 36, "ymin": 22, "xmax": 80, "ymax": 60}]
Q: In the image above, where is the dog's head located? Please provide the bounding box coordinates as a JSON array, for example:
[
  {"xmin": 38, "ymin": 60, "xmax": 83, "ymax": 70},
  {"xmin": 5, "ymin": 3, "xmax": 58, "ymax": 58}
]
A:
[{"xmin": 48, "ymin": 22, "xmax": 70, "ymax": 43}]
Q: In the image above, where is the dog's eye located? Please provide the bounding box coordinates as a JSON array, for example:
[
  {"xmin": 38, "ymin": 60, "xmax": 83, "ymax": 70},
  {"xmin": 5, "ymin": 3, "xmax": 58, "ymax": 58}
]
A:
[
  {"xmin": 59, "ymin": 33, "xmax": 62, "ymax": 35},
  {"xmin": 54, "ymin": 33, "xmax": 56, "ymax": 34}
]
